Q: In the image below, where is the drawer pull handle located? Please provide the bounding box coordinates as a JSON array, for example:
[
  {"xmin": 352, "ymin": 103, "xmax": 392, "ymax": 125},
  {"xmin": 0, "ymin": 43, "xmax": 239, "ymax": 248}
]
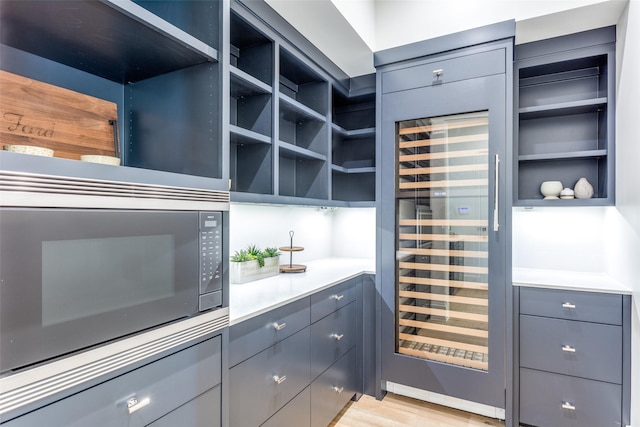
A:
[
  {"xmin": 273, "ymin": 375, "xmax": 287, "ymax": 384},
  {"xmin": 561, "ymin": 402, "xmax": 576, "ymax": 411},
  {"xmin": 273, "ymin": 322, "xmax": 287, "ymax": 331},
  {"xmin": 562, "ymin": 345, "xmax": 576, "ymax": 353},
  {"xmin": 433, "ymin": 69, "xmax": 443, "ymax": 77},
  {"xmin": 562, "ymin": 302, "xmax": 576, "ymax": 309},
  {"xmin": 127, "ymin": 397, "xmax": 150, "ymax": 414},
  {"xmin": 331, "ymin": 294, "xmax": 344, "ymax": 301},
  {"xmin": 330, "ymin": 333, "xmax": 344, "ymax": 341},
  {"xmin": 333, "ymin": 386, "xmax": 344, "ymax": 394}
]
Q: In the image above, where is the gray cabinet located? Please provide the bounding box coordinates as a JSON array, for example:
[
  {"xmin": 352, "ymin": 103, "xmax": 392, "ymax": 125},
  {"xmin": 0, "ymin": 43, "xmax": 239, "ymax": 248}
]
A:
[
  {"xmin": 229, "ymin": 276, "xmax": 365, "ymax": 427},
  {"xmin": 376, "ymin": 22, "xmax": 513, "ymax": 408},
  {"xmin": 311, "ymin": 350, "xmax": 356, "ymax": 427},
  {"xmin": 262, "ymin": 387, "xmax": 311, "ymax": 427},
  {"xmin": 516, "ymin": 287, "xmax": 631, "ymax": 427},
  {"xmin": 2, "ymin": 335, "xmax": 223, "ymax": 427},
  {"xmin": 0, "ymin": 0, "xmax": 223, "ymax": 179},
  {"xmin": 331, "ymin": 77, "xmax": 376, "ymax": 203},
  {"xmin": 228, "ymin": 2, "xmax": 376, "ymax": 206},
  {"xmin": 514, "ymin": 27, "xmax": 615, "ymax": 206},
  {"xmin": 148, "ymin": 386, "xmax": 221, "ymax": 427},
  {"xmin": 229, "ymin": 328, "xmax": 311, "ymax": 427}
]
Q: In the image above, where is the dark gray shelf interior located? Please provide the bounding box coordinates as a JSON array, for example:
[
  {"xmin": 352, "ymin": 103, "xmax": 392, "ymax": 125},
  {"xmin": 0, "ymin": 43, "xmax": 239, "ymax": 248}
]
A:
[
  {"xmin": 133, "ymin": 0, "xmax": 220, "ymax": 49},
  {"xmin": 126, "ymin": 62, "xmax": 221, "ymax": 178},
  {"xmin": 280, "ymin": 48, "xmax": 327, "ymax": 115},
  {"xmin": 0, "ymin": 0, "xmax": 217, "ymax": 84},
  {"xmin": 519, "ymin": 97, "xmax": 607, "ymax": 119},
  {"xmin": 230, "ymin": 69, "xmax": 272, "ymax": 96},
  {"xmin": 330, "ymin": 88, "xmax": 376, "ymax": 202},
  {"xmin": 279, "ymin": 99, "xmax": 327, "ymax": 154},
  {"xmin": 519, "ymin": 149, "xmax": 607, "ymax": 162},
  {"xmin": 230, "ymin": 125, "xmax": 272, "ymax": 145},
  {"xmin": 230, "ymin": 11, "xmax": 273, "ymax": 85},
  {"xmin": 279, "ymin": 154, "xmax": 327, "ymax": 199},
  {"xmin": 230, "ymin": 77, "xmax": 272, "ymax": 137},
  {"xmin": 332, "ymin": 90, "xmax": 376, "ymax": 131},
  {"xmin": 516, "ymin": 46, "xmax": 612, "ymax": 205},
  {"xmin": 332, "ymin": 170, "xmax": 375, "ymax": 202},
  {"xmin": 230, "ymin": 142, "xmax": 272, "ymax": 195},
  {"xmin": 279, "ymin": 142, "xmax": 327, "ymax": 161}
]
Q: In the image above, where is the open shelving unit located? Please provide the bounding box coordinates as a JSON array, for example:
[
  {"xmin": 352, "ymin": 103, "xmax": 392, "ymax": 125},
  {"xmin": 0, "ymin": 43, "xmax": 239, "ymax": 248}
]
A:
[
  {"xmin": 229, "ymin": 10, "xmax": 274, "ymax": 194},
  {"xmin": 277, "ymin": 47, "xmax": 329, "ymax": 200},
  {"xmin": 226, "ymin": 2, "xmax": 377, "ymax": 205},
  {"xmin": 514, "ymin": 27, "xmax": 615, "ymax": 206},
  {"xmin": 0, "ymin": 0, "xmax": 222, "ymax": 179},
  {"xmin": 331, "ymin": 87, "xmax": 376, "ymax": 202}
]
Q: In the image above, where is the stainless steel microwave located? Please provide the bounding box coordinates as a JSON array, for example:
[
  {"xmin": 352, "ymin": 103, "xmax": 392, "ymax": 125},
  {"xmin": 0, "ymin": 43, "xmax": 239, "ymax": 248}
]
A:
[{"xmin": 0, "ymin": 170, "xmax": 230, "ymax": 375}]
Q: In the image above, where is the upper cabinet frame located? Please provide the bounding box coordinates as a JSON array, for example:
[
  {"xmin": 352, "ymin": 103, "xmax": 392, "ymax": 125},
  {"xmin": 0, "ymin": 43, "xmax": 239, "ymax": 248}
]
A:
[{"xmin": 514, "ymin": 26, "xmax": 616, "ymax": 206}]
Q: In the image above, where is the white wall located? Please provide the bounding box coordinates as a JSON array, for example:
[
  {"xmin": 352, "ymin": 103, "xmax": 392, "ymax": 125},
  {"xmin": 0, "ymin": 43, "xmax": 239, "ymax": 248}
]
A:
[
  {"xmin": 512, "ymin": 207, "xmax": 608, "ymax": 272},
  {"xmin": 608, "ymin": 2, "xmax": 640, "ymax": 425},
  {"xmin": 230, "ymin": 204, "xmax": 376, "ymax": 263},
  {"xmin": 331, "ymin": 207, "xmax": 376, "ymax": 259},
  {"xmin": 374, "ymin": 0, "xmax": 627, "ymax": 51},
  {"xmin": 331, "ymin": 0, "xmax": 376, "ymax": 50}
]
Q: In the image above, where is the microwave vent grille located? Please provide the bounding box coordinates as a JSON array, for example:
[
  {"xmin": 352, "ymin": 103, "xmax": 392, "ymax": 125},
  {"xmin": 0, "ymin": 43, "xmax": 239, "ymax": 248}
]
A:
[{"xmin": 0, "ymin": 171, "xmax": 229, "ymax": 208}]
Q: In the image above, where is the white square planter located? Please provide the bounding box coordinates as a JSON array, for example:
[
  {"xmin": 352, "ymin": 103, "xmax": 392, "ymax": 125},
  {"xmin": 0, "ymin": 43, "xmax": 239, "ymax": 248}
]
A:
[{"xmin": 230, "ymin": 256, "xmax": 280, "ymax": 284}]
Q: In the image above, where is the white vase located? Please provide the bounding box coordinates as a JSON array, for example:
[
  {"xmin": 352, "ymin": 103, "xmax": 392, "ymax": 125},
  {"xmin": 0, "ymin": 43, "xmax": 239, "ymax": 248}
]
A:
[
  {"xmin": 540, "ymin": 181, "xmax": 563, "ymax": 199},
  {"xmin": 573, "ymin": 177, "xmax": 594, "ymax": 199}
]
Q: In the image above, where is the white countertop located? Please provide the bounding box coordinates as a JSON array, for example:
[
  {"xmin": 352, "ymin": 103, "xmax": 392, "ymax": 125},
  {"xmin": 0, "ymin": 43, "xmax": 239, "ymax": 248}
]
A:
[
  {"xmin": 229, "ymin": 257, "xmax": 375, "ymax": 324},
  {"xmin": 512, "ymin": 267, "xmax": 632, "ymax": 295}
]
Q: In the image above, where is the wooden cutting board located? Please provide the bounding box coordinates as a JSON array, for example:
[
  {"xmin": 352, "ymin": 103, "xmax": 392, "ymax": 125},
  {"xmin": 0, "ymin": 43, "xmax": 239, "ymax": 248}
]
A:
[{"xmin": 0, "ymin": 70, "xmax": 118, "ymax": 160}]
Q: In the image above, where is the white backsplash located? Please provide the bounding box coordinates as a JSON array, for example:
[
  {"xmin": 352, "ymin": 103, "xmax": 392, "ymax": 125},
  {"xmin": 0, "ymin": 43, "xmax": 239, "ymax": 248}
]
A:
[
  {"xmin": 512, "ymin": 206, "xmax": 608, "ymax": 273},
  {"xmin": 229, "ymin": 204, "xmax": 376, "ymax": 263}
]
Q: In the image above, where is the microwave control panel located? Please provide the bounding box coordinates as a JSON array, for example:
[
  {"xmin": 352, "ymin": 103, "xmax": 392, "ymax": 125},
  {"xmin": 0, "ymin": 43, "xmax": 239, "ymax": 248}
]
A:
[{"xmin": 199, "ymin": 212, "xmax": 223, "ymax": 309}]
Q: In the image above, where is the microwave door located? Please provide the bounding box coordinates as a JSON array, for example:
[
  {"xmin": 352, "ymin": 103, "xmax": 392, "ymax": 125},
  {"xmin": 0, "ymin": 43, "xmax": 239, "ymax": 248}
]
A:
[{"xmin": 0, "ymin": 208, "xmax": 200, "ymax": 373}]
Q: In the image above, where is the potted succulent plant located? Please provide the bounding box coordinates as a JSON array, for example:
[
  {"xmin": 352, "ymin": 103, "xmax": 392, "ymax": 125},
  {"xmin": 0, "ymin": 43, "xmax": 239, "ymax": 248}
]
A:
[{"xmin": 230, "ymin": 245, "xmax": 281, "ymax": 284}]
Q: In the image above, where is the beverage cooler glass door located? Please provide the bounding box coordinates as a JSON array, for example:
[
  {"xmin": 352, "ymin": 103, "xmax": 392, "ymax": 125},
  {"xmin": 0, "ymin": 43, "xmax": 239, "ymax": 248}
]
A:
[{"xmin": 396, "ymin": 111, "xmax": 490, "ymax": 371}]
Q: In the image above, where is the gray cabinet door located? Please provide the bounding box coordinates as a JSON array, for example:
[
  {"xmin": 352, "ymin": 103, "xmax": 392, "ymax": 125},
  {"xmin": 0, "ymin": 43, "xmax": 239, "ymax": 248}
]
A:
[
  {"xmin": 261, "ymin": 387, "xmax": 311, "ymax": 427},
  {"xmin": 310, "ymin": 278, "xmax": 357, "ymax": 323},
  {"xmin": 520, "ymin": 368, "xmax": 621, "ymax": 427},
  {"xmin": 378, "ymin": 40, "xmax": 511, "ymax": 409},
  {"xmin": 310, "ymin": 302, "xmax": 356, "ymax": 380},
  {"xmin": 229, "ymin": 328, "xmax": 311, "ymax": 427},
  {"xmin": 147, "ymin": 386, "xmax": 221, "ymax": 427},
  {"xmin": 229, "ymin": 296, "xmax": 310, "ymax": 367},
  {"xmin": 2, "ymin": 336, "xmax": 222, "ymax": 427},
  {"xmin": 519, "ymin": 287, "xmax": 622, "ymax": 325},
  {"xmin": 310, "ymin": 349, "xmax": 356, "ymax": 427},
  {"xmin": 520, "ymin": 314, "xmax": 622, "ymax": 383}
]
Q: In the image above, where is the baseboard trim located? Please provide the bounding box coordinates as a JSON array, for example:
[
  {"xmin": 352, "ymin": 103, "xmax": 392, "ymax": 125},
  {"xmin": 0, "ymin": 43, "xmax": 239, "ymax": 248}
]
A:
[{"xmin": 385, "ymin": 381, "xmax": 506, "ymax": 420}]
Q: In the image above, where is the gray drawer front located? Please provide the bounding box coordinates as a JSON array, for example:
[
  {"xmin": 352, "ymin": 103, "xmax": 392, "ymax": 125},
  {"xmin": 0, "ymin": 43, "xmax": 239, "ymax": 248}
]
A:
[
  {"xmin": 382, "ymin": 48, "xmax": 505, "ymax": 94},
  {"xmin": 310, "ymin": 302, "xmax": 356, "ymax": 380},
  {"xmin": 229, "ymin": 328, "xmax": 311, "ymax": 427},
  {"xmin": 261, "ymin": 387, "xmax": 310, "ymax": 427},
  {"xmin": 3, "ymin": 336, "xmax": 222, "ymax": 427},
  {"xmin": 310, "ymin": 279, "xmax": 357, "ymax": 323},
  {"xmin": 520, "ymin": 368, "xmax": 621, "ymax": 427},
  {"xmin": 230, "ymin": 296, "xmax": 310, "ymax": 367},
  {"xmin": 148, "ymin": 385, "xmax": 220, "ymax": 427},
  {"xmin": 520, "ymin": 287, "xmax": 622, "ymax": 325},
  {"xmin": 310, "ymin": 349, "xmax": 356, "ymax": 427},
  {"xmin": 520, "ymin": 315, "xmax": 622, "ymax": 384}
]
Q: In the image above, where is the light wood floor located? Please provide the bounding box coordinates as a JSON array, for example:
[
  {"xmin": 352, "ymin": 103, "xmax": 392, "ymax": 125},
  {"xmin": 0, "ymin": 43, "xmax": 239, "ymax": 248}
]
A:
[{"xmin": 329, "ymin": 393, "xmax": 505, "ymax": 427}]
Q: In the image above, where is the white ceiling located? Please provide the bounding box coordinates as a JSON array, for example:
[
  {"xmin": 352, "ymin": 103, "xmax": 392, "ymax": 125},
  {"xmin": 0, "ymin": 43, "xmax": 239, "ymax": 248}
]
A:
[{"xmin": 265, "ymin": 0, "xmax": 629, "ymax": 77}]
